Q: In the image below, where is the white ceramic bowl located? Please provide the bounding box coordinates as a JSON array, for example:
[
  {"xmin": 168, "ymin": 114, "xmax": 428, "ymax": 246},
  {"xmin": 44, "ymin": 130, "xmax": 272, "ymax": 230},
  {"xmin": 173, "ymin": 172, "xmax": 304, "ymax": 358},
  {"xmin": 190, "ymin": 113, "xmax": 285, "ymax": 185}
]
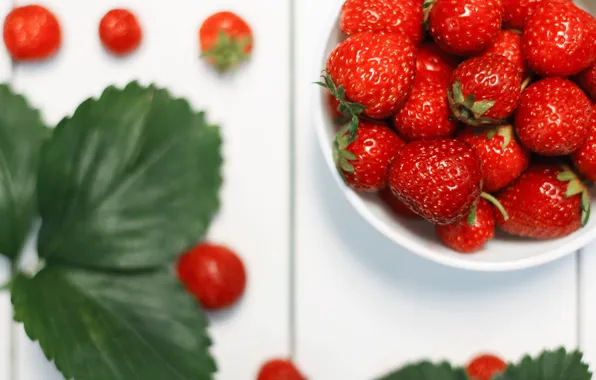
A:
[{"xmin": 313, "ymin": 0, "xmax": 596, "ymax": 271}]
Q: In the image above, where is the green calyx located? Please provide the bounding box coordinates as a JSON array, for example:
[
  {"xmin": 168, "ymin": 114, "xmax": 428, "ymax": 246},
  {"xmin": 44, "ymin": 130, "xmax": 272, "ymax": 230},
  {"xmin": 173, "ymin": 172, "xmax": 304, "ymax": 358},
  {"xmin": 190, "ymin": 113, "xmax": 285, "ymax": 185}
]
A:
[
  {"xmin": 485, "ymin": 124, "xmax": 513, "ymax": 151},
  {"xmin": 557, "ymin": 169, "xmax": 591, "ymax": 227},
  {"xmin": 332, "ymin": 125, "xmax": 357, "ymax": 177},
  {"xmin": 422, "ymin": 0, "xmax": 436, "ymax": 26},
  {"xmin": 201, "ymin": 30, "xmax": 252, "ymax": 71},
  {"xmin": 448, "ymin": 80, "xmax": 502, "ymax": 127},
  {"xmin": 315, "ymin": 72, "xmax": 365, "ymax": 138},
  {"xmin": 468, "ymin": 192, "xmax": 509, "ymax": 226}
]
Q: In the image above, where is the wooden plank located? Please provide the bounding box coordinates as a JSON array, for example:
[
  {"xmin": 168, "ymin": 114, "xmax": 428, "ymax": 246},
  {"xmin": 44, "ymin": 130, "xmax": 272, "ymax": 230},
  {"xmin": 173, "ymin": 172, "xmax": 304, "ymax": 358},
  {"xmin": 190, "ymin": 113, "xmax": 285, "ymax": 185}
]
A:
[
  {"xmin": 294, "ymin": 0, "xmax": 579, "ymax": 378},
  {"xmin": 11, "ymin": 1, "xmax": 291, "ymax": 379}
]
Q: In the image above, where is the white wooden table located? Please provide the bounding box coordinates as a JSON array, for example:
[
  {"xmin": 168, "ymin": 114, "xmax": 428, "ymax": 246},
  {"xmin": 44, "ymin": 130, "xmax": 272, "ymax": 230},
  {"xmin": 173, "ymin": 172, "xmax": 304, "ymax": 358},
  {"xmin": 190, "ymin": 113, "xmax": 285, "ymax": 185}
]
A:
[{"xmin": 0, "ymin": 0, "xmax": 594, "ymax": 379}]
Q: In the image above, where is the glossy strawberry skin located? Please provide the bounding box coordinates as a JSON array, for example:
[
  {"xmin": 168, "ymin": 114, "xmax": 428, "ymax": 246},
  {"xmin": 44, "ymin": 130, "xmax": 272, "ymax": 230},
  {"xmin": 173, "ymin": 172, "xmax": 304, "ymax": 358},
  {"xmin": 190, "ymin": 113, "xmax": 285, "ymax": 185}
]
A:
[
  {"xmin": 572, "ymin": 104, "xmax": 596, "ymax": 181},
  {"xmin": 340, "ymin": 0, "xmax": 424, "ymax": 45},
  {"xmin": 451, "ymin": 55, "xmax": 522, "ymax": 122},
  {"xmin": 482, "ymin": 30, "xmax": 526, "ymax": 74},
  {"xmin": 393, "ymin": 82, "xmax": 458, "ymax": 141},
  {"xmin": 515, "ymin": 78, "xmax": 592, "ymax": 156},
  {"xmin": 436, "ymin": 199, "xmax": 495, "ymax": 253},
  {"xmin": 380, "ymin": 188, "xmax": 419, "ymax": 218},
  {"xmin": 523, "ymin": 1, "xmax": 596, "ymax": 77},
  {"xmin": 341, "ymin": 122, "xmax": 405, "ymax": 192},
  {"xmin": 429, "ymin": 0, "xmax": 503, "ymax": 56},
  {"xmin": 257, "ymin": 359, "xmax": 306, "ymax": 380},
  {"xmin": 458, "ymin": 126, "xmax": 530, "ymax": 193},
  {"xmin": 388, "ymin": 139, "xmax": 482, "ymax": 225},
  {"xmin": 176, "ymin": 243, "xmax": 246, "ymax": 310},
  {"xmin": 327, "ymin": 32, "xmax": 416, "ymax": 119},
  {"xmin": 577, "ymin": 64, "xmax": 596, "ymax": 100},
  {"xmin": 502, "ymin": 0, "xmax": 569, "ymax": 30},
  {"xmin": 466, "ymin": 354, "xmax": 507, "ymax": 380},
  {"xmin": 414, "ymin": 42, "xmax": 460, "ymax": 88},
  {"xmin": 496, "ymin": 165, "xmax": 582, "ymax": 239}
]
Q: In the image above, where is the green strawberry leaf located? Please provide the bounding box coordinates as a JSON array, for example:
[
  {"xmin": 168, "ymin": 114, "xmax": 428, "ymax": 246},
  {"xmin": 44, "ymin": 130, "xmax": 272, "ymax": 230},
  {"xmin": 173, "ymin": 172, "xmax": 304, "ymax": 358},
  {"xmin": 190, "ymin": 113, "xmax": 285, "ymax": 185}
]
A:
[
  {"xmin": 36, "ymin": 82, "xmax": 222, "ymax": 270},
  {"xmin": 0, "ymin": 85, "xmax": 49, "ymax": 260},
  {"xmin": 316, "ymin": 72, "xmax": 365, "ymax": 138},
  {"xmin": 376, "ymin": 361, "xmax": 468, "ymax": 380},
  {"xmin": 12, "ymin": 265, "xmax": 216, "ymax": 380},
  {"xmin": 494, "ymin": 347, "xmax": 591, "ymax": 380}
]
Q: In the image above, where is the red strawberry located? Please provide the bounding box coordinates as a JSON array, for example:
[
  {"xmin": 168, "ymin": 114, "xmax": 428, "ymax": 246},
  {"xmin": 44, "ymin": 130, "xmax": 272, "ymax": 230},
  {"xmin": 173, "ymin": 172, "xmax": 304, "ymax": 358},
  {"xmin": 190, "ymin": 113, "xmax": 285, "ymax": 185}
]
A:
[
  {"xmin": 577, "ymin": 64, "xmax": 596, "ymax": 101},
  {"xmin": 388, "ymin": 139, "xmax": 482, "ymax": 225},
  {"xmin": 482, "ymin": 30, "xmax": 526, "ymax": 75},
  {"xmin": 380, "ymin": 188, "xmax": 419, "ymax": 218},
  {"xmin": 324, "ymin": 32, "xmax": 416, "ymax": 120},
  {"xmin": 448, "ymin": 55, "xmax": 522, "ymax": 127},
  {"xmin": 436, "ymin": 198, "xmax": 495, "ymax": 253},
  {"xmin": 414, "ymin": 42, "xmax": 460, "ymax": 88},
  {"xmin": 502, "ymin": 0, "xmax": 569, "ymax": 30},
  {"xmin": 199, "ymin": 11, "xmax": 253, "ymax": 71},
  {"xmin": 340, "ymin": 0, "xmax": 424, "ymax": 45},
  {"xmin": 515, "ymin": 78, "xmax": 592, "ymax": 156},
  {"xmin": 393, "ymin": 82, "xmax": 458, "ymax": 141},
  {"xmin": 428, "ymin": 0, "xmax": 503, "ymax": 56},
  {"xmin": 257, "ymin": 359, "xmax": 306, "ymax": 380},
  {"xmin": 496, "ymin": 165, "xmax": 590, "ymax": 239},
  {"xmin": 523, "ymin": 1, "xmax": 596, "ymax": 77},
  {"xmin": 458, "ymin": 125, "xmax": 530, "ymax": 192},
  {"xmin": 466, "ymin": 354, "xmax": 507, "ymax": 380},
  {"xmin": 335, "ymin": 121, "xmax": 405, "ymax": 192},
  {"xmin": 3, "ymin": 5, "xmax": 61, "ymax": 61},
  {"xmin": 572, "ymin": 104, "xmax": 596, "ymax": 182}
]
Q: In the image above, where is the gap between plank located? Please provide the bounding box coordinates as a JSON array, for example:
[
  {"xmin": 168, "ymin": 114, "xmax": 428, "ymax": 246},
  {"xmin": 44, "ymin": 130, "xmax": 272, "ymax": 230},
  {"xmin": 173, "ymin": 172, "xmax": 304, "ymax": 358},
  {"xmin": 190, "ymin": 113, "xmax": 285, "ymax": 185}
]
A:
[{"xmin": 288, "ymin": 0, "xmax": 297, "ymax": 359}]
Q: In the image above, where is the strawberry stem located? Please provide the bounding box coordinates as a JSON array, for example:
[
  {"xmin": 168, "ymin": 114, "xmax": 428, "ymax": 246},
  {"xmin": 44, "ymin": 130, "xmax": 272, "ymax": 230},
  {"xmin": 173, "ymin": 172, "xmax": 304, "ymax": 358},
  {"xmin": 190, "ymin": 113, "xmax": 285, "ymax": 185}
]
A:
[
  {"xmin": 448, "ymin": 80, "xmax": 501, "ymax": 127},
  {"xmin": 481, "ymin": 192, "xmax": 509, "ymax": 221},
  {"xmin": 467, "ymin": 203, "xmax": 478, "ymax": 227}
]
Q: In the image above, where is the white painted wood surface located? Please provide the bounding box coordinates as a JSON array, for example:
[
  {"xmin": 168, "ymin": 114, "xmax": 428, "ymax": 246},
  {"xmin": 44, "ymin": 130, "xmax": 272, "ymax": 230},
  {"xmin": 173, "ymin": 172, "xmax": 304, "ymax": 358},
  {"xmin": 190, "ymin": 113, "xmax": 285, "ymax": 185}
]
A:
[{"xmin": 0, "ymin": 0, "xmax": 594, "ymax": 379}]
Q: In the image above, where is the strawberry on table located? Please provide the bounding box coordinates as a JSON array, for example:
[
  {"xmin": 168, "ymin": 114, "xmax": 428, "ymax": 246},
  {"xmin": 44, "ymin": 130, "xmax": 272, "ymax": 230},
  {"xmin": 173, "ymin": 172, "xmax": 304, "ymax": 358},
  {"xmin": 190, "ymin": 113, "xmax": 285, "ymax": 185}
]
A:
[
  {"xmin": 323, "ymin": 31, "xmax": 416, "ymax": 121},
  {"xmin": 99, "ymin": 9, "xmax": 142, "ymax": 56},
  {"xmin": 427, "ymin": 0, "xmax": 503, "ymax": 56},
  {"xmin": 3, "ymin": 5, "xmax": 61, "ymax": 61},
  {"xmin": 523, "ymin": 1, "xmax": 596, "ymax": 77},
  {"xmin": 496, "ymin": 165, "xmax": 591, "ymax": 239},
  {"xmin": 448, "ymin": 55, "xmax": 522, "ymax": 127},
  {"xmin": 380, "ymin": 188, "xmax": 419, "ymax": 218},
  {"xmin": 466, "ymin": 354, "xmax": 507, "ymax": 380},
  {"xmin": 393, "ymin": 82, "xmax": 458, "ymax": 141},
  {"xmin": 176, "ymin": 242, "xmax": 247, "ymax": 310},
  {"xmin": 199, "ymin": 11, "xmax": 253, "ymax": 71},
  {"xmin": 335, "ymin": 121, "xmax": 405, "ymax": 192},
  {"xmin": 436, "ymin": 198, "xmax": 495, "ymax": 253},
  {"xmin": 572, "ymin": 103, "xmax": 596, "ymax": 181},
  {"xmin": 515, "ymin": 78, "xmax": 592, "ymax": 156},
  {"xmin": 458, "ymin": 125, "xmax": 530, "ymax": 193},
  {"xmin": 482, "ymin": 30, "xmax": 527, "ymax": 75},
  {"xmin": 341, "ymin": 0, "xmax": 424, "ymax": 45},
  {"xmin": 257, "ymin": 359, "xmax": 306, "ymax": 380},
  {"xmin": 388, "ymin": 139, "xmax": 482, "ymax": 225},
  {"xmin": 577, "ymin": 64, "xmax": 596, "ymax": 101},
  {"xmin": 414, "ymin": 42, "xmax": 460, "ymax": 88}
]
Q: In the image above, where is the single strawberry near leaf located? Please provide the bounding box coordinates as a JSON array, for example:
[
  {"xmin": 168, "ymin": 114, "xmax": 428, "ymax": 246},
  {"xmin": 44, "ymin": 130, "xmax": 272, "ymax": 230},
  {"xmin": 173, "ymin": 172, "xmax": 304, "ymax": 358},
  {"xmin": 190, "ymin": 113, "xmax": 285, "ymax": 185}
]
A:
[
  {"xmin": 515, "ymin": 78, "xmax": 591, "ymax": 156},
  {"xmin": 199, "ymin": 11, "xmax": 253, "ymax": 71},
  {"xmin": 458, "ymin": 125, "xmax": 530, "ymax": 192},
  {"xmin": 414, "ymin": 42, "xmax": 460, "ymax": 88},
  {"xmin": 177, "ymin": 242, "xmax": 247, "ymax": 311},
  {"xmin": 448, "ymin": 55, "xmax": 522, "ymax": 127},
  {"xmin": 388, "ymin": 139, "xmax": 482, "ymax": 225},
  {"xmin": 324, "ymin": 31, "xmax": 416, "ymax": 120},
  {"xmin": 427, "ymin": 0, "xmax": 503, "ymax": 56},
  {"xmin": 523, "ymin": 1, "xmax": 596, "ymax": 77},
  {"xmin": 340, "ymin": 0, "xmax": 424, "ymax": 45},
  {"xmin": 496, "ymin": 165, "xmax": 591, "ymax": 239},
  {"xmin": 482, "ymin": 30, "xmax": 527, "ymax": 75},
  {"xmin": 393, "ymin": 82, "xmax": 458, "ymax": 141},
  {"xmin": 334, "ymin": 121, "xmax": 405, "ymax": 192},
  {"xmin": 572, "ymin": 104, "xmax": 596, "ymax": 181},
  {"xmin": 493, "ymin": 347, "xmax": 591, "ymax": 380},
  {"xmin": 436, "ymin": 198, "xmax": 495, "ymax": 254},
  {"xmin": 257, "ymin": 358, "xmax": 306, "ymax": 380},
  {"xmin": 380, "ymin": 188, "xmax": 419, "ymax": 218},
  {"xmin": 99, "ymin": 9, "xmax": 142, "ymax": 56},
  {"xmin": 466, "ymin": 354, "xmax": 507, "ymax": 380},
  {"xmin": 577, "ymin": 64, "xmax": 596, "ymax": 100},
  {"xmin": 3, "ymin": 5, "xmax": 61, "ymax": 61}
]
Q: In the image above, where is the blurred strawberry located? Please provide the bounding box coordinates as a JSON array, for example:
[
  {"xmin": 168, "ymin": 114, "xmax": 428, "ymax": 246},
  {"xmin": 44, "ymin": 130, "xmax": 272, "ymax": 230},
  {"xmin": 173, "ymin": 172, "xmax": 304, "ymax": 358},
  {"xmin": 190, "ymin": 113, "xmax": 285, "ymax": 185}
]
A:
[
  {"xmin": 466, "ymin": 354, "xmax": 507, "ymax": 380},
  {"xmin": 257, "ymin": 359, "xmax": 305, "ymax": 380},
  {"xmin": 199, "ymin": 11, "xmax": 253, "ymax": 71}
]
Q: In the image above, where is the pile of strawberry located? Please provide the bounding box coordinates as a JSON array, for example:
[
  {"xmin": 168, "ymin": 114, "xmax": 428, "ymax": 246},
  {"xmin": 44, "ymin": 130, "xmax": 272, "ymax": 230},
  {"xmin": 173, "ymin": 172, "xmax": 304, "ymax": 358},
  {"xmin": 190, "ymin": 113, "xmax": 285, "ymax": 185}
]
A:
[{"xmin": 320, "ymin": 0, "xmax": 596, "ymax": 253}]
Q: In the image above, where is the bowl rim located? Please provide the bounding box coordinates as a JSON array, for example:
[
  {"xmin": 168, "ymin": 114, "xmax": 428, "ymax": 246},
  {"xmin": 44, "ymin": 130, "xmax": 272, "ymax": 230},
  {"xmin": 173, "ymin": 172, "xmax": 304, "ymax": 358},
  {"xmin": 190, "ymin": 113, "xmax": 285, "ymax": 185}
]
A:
[{"xmin": 310, "ymin": 0, "xmax": 595, "ymax": 272}]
